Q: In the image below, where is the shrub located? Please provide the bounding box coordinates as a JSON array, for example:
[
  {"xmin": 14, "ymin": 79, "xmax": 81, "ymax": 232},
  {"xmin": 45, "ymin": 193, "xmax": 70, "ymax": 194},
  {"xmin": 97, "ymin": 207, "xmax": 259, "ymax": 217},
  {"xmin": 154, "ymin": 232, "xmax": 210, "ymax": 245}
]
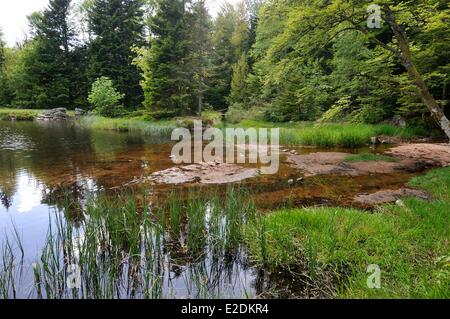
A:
[
  {"xmin": 146, "ymin": 109, "xmax": 179, "ymax": 120},
  {"xmin": 88, "ymin": 77, "xmax": 125, "ymax": 118},
  {"xmin": 226, "ymin": 103, "xmax": 265, "ymax": 124}
]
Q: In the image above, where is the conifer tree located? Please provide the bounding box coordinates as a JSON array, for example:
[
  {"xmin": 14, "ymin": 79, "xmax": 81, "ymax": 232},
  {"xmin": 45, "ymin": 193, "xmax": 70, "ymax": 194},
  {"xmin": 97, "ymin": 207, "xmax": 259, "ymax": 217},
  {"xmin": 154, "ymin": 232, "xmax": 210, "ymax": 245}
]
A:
[{"xmin": 87, "ymin": 0, "xmax": 145, "ymax": 108}]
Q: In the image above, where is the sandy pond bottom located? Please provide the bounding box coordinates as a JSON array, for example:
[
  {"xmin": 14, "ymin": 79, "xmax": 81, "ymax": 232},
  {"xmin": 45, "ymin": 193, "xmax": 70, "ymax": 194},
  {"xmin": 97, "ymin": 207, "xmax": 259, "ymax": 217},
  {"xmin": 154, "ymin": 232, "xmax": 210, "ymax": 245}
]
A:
[{"xmin": 0, "ymin": 121, "xmax": 449, "ymax": 298}]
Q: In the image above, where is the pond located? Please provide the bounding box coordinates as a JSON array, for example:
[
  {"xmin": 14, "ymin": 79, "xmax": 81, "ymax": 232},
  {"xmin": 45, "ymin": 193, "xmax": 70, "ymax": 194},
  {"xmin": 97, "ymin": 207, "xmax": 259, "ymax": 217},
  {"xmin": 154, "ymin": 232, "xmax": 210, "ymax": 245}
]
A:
[{"xmin": 0, "ymin": 121, "xmax": 426, "ymax": 298}]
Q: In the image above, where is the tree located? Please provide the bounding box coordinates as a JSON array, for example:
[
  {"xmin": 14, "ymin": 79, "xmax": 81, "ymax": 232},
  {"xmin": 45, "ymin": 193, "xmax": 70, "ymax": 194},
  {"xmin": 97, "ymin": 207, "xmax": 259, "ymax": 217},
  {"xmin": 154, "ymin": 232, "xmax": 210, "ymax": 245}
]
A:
[
  {"xmin": 190, "ymin": 0, "xmax": 213, "ymax": 115},
  {"xmin": 326, "ymin": 31, "xmax": 398, "ymax": 123},
  {"xmin": 283, "ymin": 0, "xmax": 450, "ymax": 139},
  {"xmin": 31, "ymin": 0, "xmax": 82, "ymax": 109},
  {"xmin": 0, "ymin": 29, "xmax": 12, "ymax": 106},
  {"xmin": 9, "ymin": 0, "xmax": 88, "ymax": 109},
  {"xmin": 88, "ymin": 76, "xmax": 125, "ymax": 117},
  {"xmin": 87, "ymin": 0, "xmax": 145, "ymax": 108},
  {"xmin": 138, "ymin": 0, "xmax": 193, "ymax": 115},
  {"xmin": 208, "ymin": 1, "xmax": 250, "ymax": 110},
  {"xmin": 229, "ymin": 52, "xmax": 249, "ymax": 105}
]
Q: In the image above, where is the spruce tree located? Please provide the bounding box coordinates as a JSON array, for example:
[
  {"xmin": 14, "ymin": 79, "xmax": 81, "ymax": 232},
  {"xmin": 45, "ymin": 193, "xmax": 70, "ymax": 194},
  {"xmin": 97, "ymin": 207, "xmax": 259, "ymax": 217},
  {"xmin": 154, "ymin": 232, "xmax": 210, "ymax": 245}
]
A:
[
  {"xmin": 87, "ymin": 0, "xmax": 145, "ymax": 109},
  {"xmin": 142, "ymin": 0, "xmax": 193, "ymax": 115},
  {"xmin": 190, "ymin": 0, "xmax": 213, "ymax": 115},
  {"xmin": 27, "ymin": 0, "xmax": 80, "ymax": 109},
  {"xmin": 0, "ymin": 29, "xmax": 11, "ymax": 106}
]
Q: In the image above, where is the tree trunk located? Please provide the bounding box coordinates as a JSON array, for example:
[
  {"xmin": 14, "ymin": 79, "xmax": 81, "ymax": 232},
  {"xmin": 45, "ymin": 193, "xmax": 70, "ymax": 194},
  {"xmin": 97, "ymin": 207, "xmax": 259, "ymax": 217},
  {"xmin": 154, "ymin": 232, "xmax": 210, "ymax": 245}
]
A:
[{"xmin": 383, "ymin": 6, "xmax": 450, "ymax": 141}]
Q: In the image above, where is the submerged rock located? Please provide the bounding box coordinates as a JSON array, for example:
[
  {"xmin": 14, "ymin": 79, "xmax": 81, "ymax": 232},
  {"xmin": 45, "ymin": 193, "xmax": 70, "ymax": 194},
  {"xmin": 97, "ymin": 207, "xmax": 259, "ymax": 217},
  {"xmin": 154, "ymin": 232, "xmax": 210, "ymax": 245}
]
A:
[
  {"xmin": 386, "ymin": 143, "xmax": 450, "ymax": 167},
  {"xmin": 146, "ymin": 162, "xmax": 259, "ymax": 185},
  {"xmin": 354, "ymin": 188, "xmax": 431, "ymax": 206},
  {"xmin": 286, "ymin": 146, "xmax": 448, "ymax": 177}
]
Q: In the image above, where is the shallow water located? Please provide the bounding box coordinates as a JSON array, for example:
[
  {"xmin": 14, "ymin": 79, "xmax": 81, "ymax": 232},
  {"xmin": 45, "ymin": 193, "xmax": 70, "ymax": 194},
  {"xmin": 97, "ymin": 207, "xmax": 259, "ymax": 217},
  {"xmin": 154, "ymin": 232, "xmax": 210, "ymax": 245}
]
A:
[{"xmin": 0, "ymin": 121, "xmax": 425, "ymax": 298}]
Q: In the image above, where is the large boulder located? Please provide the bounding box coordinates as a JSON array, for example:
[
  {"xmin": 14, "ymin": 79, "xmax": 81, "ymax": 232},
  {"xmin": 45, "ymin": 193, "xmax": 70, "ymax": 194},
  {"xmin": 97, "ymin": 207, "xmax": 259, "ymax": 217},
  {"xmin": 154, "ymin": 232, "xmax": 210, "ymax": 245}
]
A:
[{"xmin": 36, "ymin": 108, "xmax": 70, "ymax": 121}]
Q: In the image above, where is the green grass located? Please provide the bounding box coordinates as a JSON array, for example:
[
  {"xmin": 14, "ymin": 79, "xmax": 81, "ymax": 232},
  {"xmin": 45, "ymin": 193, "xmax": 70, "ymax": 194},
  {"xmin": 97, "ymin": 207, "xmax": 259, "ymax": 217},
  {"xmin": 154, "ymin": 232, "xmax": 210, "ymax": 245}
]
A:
[
  {"xmin": 0, "ymin": 108, "xmax": 76, "ymax": 121},
  {"xmin": 344, "ymin": 153, "xmax": 398, "ymax": 163},
  {"xmin": 232, "ymin": 120, "xmax": 424, "ymax": 148},
  {"xmin": 244, "ymin": 167, "xmax": 450, "ymax": 298},
  {"xmin": 0, "ymin": 108, "xmax": 41, "ymax": 121},
  {"xmin": 76, "ymin": 115, "xmax": 177, "ymax": 137}
]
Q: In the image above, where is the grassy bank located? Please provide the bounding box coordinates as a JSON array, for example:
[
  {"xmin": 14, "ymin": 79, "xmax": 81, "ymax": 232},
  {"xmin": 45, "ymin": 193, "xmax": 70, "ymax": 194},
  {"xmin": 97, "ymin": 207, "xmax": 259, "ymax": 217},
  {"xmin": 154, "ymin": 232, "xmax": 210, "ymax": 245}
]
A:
[
  {"xmin": 76, "ymin": 115, "xmax": 177, "ymax": 137},
  {"xmin": 1, "ymin": 108, "xmax": 428, "ymax": 148},
  {"xmin": 0, "ymin": 108, "xmax": 76, "ymax": 121},
  {"xmin": 0, "ymin": 108, "xmax": 41, "ymax": 121},
  {"xmin": 231, "ymin": 120, "xmax": 426, "ymax": 148},
  {"xmin": 244, "ymin": 167, "xmax": 450, "ymax": 298}
]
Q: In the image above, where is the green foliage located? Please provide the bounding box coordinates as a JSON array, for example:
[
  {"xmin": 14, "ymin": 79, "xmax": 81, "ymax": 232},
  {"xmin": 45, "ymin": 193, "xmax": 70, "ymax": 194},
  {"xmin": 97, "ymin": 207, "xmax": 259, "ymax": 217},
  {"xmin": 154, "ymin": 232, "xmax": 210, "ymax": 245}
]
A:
[
  {"xmin": 146, "ymin": 109, "xmax": 180, "ymax": 120},
  {"xmin": 86, "ymin": 0, "xmax": 145, "ymax": 108},
  {"xmin": 229, "ymin": 52, "xmax": 249, "ymax": 105},
  {"xmin": 1, "ymin": 0, "xmax": 448, "ymax": 133},
  {"xmin": 225, "ymin": 102, "xmax": 264, "ymax": 124},
  {"xmin": 0, "ymin": 30, "xmax": 12, "ymax": 107},
  {"xmin": 5, "ymin": 0, "xmax": 89, "ymax": 109},
  {"xmin": 207, "ymin": 2, "xmax": 251, "ymax": 110},
  {"xmin": 137, "ymin": 0, "xmax": 194, "ymax": 114},
  {"xmin": 88, "ymin": 77, "xmax": 125, "ymax": 117},
  {"xmin": 76, "ymin": 115, "xmax": 176, "ymax": 137},
  {"xmin": 247, "ymin": 0, "xmax": 450, "ymax": 130}
]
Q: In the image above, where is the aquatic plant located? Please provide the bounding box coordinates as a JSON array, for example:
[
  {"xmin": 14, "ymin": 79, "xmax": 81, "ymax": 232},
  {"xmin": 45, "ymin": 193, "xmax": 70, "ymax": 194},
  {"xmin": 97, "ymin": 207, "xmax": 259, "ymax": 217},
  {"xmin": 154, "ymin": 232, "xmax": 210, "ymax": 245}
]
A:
[{"xmin": 0, "ymin": 186, "xmax": 259, "ymax": 299}]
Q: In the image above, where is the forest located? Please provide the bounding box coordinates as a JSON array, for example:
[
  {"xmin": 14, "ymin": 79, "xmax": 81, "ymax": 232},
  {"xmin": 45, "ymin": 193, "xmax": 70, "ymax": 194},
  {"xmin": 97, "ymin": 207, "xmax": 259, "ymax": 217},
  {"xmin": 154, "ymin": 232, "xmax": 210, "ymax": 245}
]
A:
[{"xmin": 0, "ymin": 0, "xmax": 449, "ymax": 137}]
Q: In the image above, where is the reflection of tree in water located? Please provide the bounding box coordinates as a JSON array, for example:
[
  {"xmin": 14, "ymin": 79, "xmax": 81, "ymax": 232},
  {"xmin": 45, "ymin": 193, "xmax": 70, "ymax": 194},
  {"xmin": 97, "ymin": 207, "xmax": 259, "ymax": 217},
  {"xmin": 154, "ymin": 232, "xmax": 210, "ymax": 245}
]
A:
[
  {"xmin": 41, "ymin": 184, "xmax": 86, "ymax": 225},
  {"xmin": 0, "ymin": 191, "xmax": 13, "ymax": 210},
  {"xmin": 0, "ymin": 152, "xmax": 17, "ymax": 211},
  {"xmin": 0, "ymin": 122, "xmax": 136, "ymax": 211}
]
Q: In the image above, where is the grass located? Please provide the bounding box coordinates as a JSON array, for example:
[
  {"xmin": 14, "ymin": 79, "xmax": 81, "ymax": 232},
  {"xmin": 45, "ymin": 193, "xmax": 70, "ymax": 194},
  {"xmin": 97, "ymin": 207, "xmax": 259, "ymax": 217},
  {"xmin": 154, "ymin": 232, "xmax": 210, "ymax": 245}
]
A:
[
  {"xmin": 244, "ymin": 167, "xmax": 450, "ymax": 298},
  {"xmin": 76, "ymin": 115, "xmax": 177, "ymax": 137},
  {"xmin": 0, "ymin": 186, "xmax": 257, "ymax": 299},
  {"xmin": 0, "ymin": 108, "xmax": 76, "ymax": 121},
  {"xmin": 232, "ymin": 120, "xmax": 425, "ymax": 148},
  {"xmin": 0, "ymin": 108, "xmax": 41, "ymax": 121},
  {"xmin": 280, "ymin": 123, "xmax": 424, "ymax": 148},
  {"xmin": 344, "ymin": 153, "xmax": 398, "ymax": 162}
]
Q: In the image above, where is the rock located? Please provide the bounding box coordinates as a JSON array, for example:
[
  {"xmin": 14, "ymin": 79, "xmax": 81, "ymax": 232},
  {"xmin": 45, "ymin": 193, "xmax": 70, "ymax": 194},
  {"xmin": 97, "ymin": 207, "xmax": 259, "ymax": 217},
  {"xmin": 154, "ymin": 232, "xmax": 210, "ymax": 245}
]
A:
[
  {"xmin": 146, "ymin": 162, "xmax": 259, "ymax": 185},
  {"xmin": 371, "ymin": 136, "xmax": 381, "ymax": 145},
  {"xmin": 386, "ymin": 144, "xmax": 450, "ymax": 167},
  {"xmin": 354, "ymin": 188, "xmax": 431, "ymax": 206},
  {"xmin": 286, "ymin": 149, "xmax": 443, "ymax": 177},
  {"xmin": 288, "ymin": 179, "xmax": 294, "ymax": 185},
  {"xmin": 75, "ymin": 108, "xmax": 86, "ymax": 117},
  {"xmin": 36, "ymin": 108, "xmax": 70, "ymax": 121}
]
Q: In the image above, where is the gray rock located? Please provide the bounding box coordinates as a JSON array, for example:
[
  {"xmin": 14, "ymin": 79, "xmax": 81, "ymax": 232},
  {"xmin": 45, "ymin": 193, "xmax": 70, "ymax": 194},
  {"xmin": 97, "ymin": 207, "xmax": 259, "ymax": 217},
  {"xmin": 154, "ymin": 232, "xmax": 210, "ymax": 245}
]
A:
[
  {"xmin": 75, "ymin": 108, "xmax": 86, "ymax": 117},
  {"xmin": 36, "ymin": 108, "xmax": 70, "ymax": 121}
]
